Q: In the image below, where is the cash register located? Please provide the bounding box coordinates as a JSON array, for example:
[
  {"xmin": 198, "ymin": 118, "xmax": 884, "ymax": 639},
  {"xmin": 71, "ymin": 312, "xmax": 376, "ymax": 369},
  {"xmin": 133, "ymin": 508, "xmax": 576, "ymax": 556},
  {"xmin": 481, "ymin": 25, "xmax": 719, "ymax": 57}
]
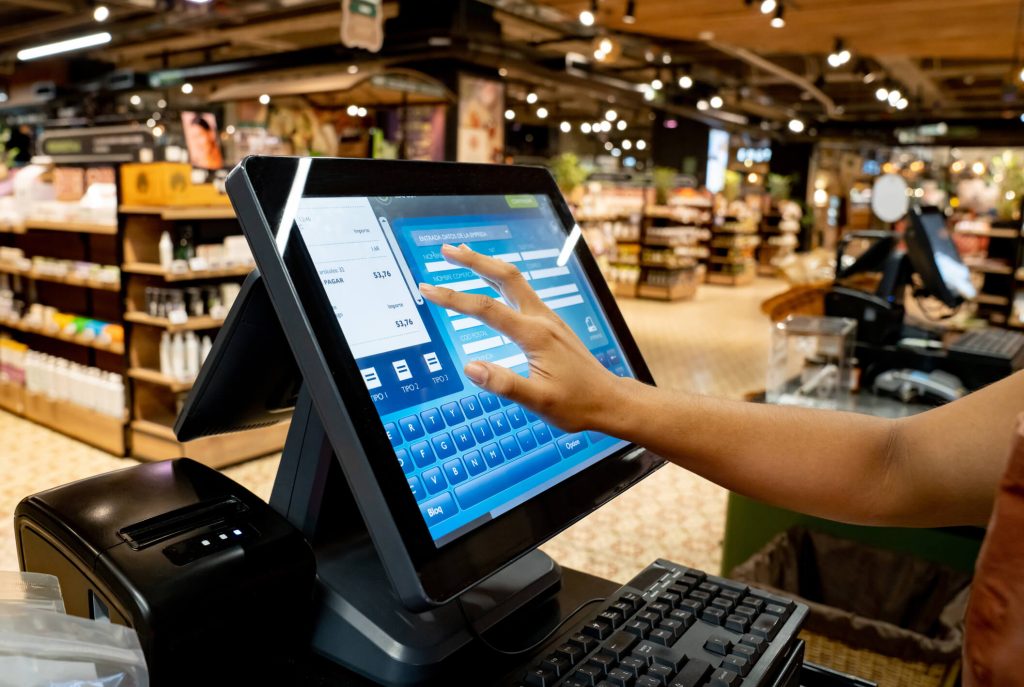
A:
[{"xmin": 178, "ymin": 157, "xmax": 812, "ymax": 686}]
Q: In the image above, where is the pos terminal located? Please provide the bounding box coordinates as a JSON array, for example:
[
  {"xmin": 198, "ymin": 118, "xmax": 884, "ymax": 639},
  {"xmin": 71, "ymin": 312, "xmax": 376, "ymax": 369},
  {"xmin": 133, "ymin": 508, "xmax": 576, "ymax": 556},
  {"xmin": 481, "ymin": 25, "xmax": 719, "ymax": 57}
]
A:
[{"xmin": 173, "ymin": 157, "xmax": 810, "ymax": 686}]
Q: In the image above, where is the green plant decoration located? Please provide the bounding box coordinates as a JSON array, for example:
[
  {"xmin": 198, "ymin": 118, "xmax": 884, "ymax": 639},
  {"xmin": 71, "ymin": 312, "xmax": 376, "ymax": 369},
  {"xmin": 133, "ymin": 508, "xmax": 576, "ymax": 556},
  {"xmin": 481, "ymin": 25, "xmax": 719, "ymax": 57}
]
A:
[
  {"xmin": 990, "ymin": 151, "xmax": 1024, "ymax": 219},
  {"xmin": 766, "ymin": 173, "xmax": 794, "ymax": 201},
  {"xmin": 550, "ymin": 152, "xmax": 587, "ymax": 196},
  {"xmin": 652, "ymin": 167, "xmax": 676, "ymax": 205},
  {"xmin": 724, "ymin": 170, "xmax": 742, "ymax": 202}
]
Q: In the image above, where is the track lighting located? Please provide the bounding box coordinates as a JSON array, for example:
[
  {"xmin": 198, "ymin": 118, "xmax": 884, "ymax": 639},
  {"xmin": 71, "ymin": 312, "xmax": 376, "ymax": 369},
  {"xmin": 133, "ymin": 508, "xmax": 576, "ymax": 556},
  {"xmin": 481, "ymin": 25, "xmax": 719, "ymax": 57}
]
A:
[
  {"xmin": 760, "ymin": 0, "xmax": 776, "ymax": 14},
  {"xmin": 560, "ymin": 121, "xmax": 571, "ymax": 132},
  {"xmin": 709, "ymin": 95, "xmax": 724, "ymax": 109},
  {"xmin": 770, "ymin": 4, "xmax": 785, "ymax": 28},
  {"xmin": 827, "ymin": 38, "xmax": 851, "ymax": 68},
  {"xmin": 579, "ymin": 0, "xmax": 597, "ymax": 26},
  {"xmin": 788, "ymin": 118, "xmax": 805, "ymax": 133},
  {"xmin": 93, "ymin": 4, "xmax": 109, "ymax": 22},
  {"xmin": 623, "ymin": 0, "xmax": 636, "ymax": 24},
  {"xmin": 678, "ymin": 74, "xmax": 693, "ymax": 89},
  {"xmin": 526, "ymin": 92, "xmax": 538, "ymax": 104},
  {"xmin": 875, "ymin": 87, "xmax": 889, "ymax": 102},
  {"xmin": 504, "ymin": 109, "xmax": 515, "ymax": 120}
]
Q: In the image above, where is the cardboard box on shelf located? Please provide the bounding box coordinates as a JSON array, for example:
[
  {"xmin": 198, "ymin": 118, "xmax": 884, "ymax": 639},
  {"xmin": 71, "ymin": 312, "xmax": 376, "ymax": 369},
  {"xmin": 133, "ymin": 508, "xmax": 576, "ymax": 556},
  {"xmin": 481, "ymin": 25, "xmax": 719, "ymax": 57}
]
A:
[{"xmin": 120, "ymin": 163, "xmax": 230, "ymax": 207}]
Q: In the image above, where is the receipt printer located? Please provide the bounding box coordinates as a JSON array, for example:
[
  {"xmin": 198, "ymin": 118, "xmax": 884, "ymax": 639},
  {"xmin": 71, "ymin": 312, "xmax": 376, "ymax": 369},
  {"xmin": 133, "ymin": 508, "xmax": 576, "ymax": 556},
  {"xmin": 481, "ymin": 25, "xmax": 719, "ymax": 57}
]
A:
[{"xmin": 15, "ymin": 458, "xmax": 315, "ymax": 684}]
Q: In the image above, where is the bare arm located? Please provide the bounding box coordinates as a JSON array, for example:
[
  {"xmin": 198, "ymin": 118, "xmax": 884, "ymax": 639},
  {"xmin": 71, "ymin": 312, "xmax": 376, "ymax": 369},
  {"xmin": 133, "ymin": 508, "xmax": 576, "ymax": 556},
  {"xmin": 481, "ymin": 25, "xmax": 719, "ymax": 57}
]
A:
[{"xmin": 420, "ymin": 244, "xmax": 1019, "ymax": 528}]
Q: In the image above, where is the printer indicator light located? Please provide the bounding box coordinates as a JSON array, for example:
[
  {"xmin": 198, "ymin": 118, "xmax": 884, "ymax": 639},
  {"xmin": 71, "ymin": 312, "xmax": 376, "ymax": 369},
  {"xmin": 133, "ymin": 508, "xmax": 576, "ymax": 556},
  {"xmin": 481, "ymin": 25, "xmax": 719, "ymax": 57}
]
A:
[
  {"xmin": 201, "ymin": 539, "xmax": 210, "ymax": 546},
  {"xmin": 218, "ymin": 533, "xmax": 228, "ymax": 540},
  {"xmin": 233, "ymin": 529, "xmax": 242, "ymax": 536}
]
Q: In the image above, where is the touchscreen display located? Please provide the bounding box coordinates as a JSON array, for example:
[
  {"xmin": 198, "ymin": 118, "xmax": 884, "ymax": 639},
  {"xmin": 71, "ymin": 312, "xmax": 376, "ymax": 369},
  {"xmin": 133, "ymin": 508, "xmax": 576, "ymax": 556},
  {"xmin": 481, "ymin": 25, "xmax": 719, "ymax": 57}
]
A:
[{"xmin": 294, "ymin": 194, "xmax": 634, "ymax": 545}]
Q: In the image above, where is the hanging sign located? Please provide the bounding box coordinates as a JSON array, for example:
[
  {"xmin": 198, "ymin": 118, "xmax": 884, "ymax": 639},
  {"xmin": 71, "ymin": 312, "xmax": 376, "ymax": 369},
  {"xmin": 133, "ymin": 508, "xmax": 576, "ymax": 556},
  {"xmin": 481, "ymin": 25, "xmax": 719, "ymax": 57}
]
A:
[{"xmin": 341, "ymin": 0, "xmax": 384, "ymax": 53}]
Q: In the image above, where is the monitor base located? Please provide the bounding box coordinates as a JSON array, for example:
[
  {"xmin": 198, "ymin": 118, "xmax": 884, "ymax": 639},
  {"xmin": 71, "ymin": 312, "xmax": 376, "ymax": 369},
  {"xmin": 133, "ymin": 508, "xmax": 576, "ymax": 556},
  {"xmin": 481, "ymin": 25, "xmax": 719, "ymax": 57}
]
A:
[{"xmin": 271, "ymin": 386, "xmax": 562, "ymax": 686}]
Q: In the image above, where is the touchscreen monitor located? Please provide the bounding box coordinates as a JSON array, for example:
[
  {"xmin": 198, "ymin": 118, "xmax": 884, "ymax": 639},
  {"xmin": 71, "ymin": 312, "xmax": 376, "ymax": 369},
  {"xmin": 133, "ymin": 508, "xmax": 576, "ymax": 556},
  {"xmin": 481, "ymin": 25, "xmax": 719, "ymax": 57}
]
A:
[{"xmin": 292, "ymin": 193, "xmax": 635, "ymax": 545}]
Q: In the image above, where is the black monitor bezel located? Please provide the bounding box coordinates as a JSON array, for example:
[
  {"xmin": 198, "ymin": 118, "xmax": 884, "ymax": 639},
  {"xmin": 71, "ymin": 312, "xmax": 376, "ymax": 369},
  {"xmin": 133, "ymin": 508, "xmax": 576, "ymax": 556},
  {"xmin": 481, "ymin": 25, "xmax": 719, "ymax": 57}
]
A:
[
  {"xmin": 906, "ymin": 205, "xmax": 965, "ymax": 308},
  {"xmin": 232, "ymin": 156, "xmax": 663, "ymax": 606}
]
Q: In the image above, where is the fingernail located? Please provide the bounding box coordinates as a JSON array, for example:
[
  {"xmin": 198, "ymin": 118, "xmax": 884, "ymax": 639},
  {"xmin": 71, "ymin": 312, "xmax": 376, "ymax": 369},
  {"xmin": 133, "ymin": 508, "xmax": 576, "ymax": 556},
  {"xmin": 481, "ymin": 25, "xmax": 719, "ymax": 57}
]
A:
[
  {"xmin": 441, "ymin": 243, "xmax": 456, "ymax": 253},
  {"xmin": 464, "ymin": 362, "xmax": 488, "ymax": 385},
  {"xmin": 419, "ymin": 282, "xmax": 436, "ymax": 294}
]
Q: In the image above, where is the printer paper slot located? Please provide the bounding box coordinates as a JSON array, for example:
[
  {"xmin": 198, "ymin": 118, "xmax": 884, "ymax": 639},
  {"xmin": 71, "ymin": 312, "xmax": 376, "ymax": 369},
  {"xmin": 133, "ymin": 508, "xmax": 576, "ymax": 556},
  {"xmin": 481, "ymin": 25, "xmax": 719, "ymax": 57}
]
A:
[{"xmin": 117, "ymin": 496, "xmax": 249, "ymax": 550}]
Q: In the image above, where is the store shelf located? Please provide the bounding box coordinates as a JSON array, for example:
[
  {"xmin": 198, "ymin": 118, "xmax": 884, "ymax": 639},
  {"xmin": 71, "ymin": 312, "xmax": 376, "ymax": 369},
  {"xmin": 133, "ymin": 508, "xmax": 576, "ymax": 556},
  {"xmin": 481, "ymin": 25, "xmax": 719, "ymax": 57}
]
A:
[
  {"xmin": 119, "ymin": 205, "xmax": 235, "ymax": 221},
  {"xmin": 954, "ymin": 227, "xmax": 1020, "ymax": 239},
  {"xmin": 0, "ymin": 222, "xmax": 25, "ymax": 235},
  {"xmin": 0, "ymin": 264, "xmax": 120, "ymax": 291},
  {"xmin": 963, "ymin": 260, "xmax": 1014, "ymax": 275},
  {"xmin": 121, "ymin": 262, "xmax": 252, "ymax": 282},
  {"xmin": 974, "ymin": 293, "xmax": 1010, "ymax": 306},
  {"xmin": 1016, "ymin": 267, "xmax": 1024, "ymax": 281},
  {"xmin": 706, "ymin": 270, "xmax": 757, "ymax": 286},
  {"xmin": 130, "ymin": 418, "xmax": 288, "ymax": 468},
  {"xmin": 124, "ymin": 312, "xmax": 224, "ymax": 332},
  {"xmin": 0, "ymin": 379, "xmax": 25, "ymax": 415},
  {"xmin": 637, "ymin": 281, "xmax": 697, "ymax": 301},
  {"xmin": 24, "ymin": 391, "xmax": 126, "ymax": 455},
  {"xmin": 22, "ymin": 219, "xmax": 118, "ymax": 235},
  {"xmin": 127, "ymin": 367, "xmax": 194, "ymax": 393},
  {"xmin": 1, "ymin": 318, "xmax": 125, "ymax": 354}
]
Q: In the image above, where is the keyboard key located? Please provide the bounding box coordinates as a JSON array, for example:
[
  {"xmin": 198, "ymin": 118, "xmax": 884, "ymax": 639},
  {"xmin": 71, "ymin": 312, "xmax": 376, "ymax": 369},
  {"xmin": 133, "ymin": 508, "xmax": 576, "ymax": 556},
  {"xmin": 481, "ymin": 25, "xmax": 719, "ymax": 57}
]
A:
[
  {"xmin": 606, "ymin": 667, "xmax": 635, "ymax": 687},
  {"xmin": 568, "ymin": 633, "xmax": 597, "ymax": 653},
  {"xmin": 764, "ymin": 603, "xmax": 789, "ymax": 618},
  {"xmin": 573, "ymin": 664, "xmax": 605, "ymax": 686},
  {"xmin": 689, "ymin": 590, "xmax": 711, "ymax": 604},
  {"xmin": 657, "ymin": 592, "xmax": 681, "ymax": 608},
  {"xmin": 451, "ymin": 425, "xmax": 475, "ymax": 451},
  {"xmin": 632, "ymin": 640, "xmax": 687, "ymax": 672},
  {"xmin": 556, "ymin": 432, "xmax": 589, "ymax": 458},
  {"xmin": 708, "ymin": 668, "xmax": 741, "ymax": 687},
  {"xmin": 659, "ymin": 618, "xmax": 684, "ymax": 639},
  {"xmin": 532, "ymin": 422, "xmax": 553, "ymax": 444},
  {"xmin": 731, "ymin": 645, "xmax": 757, "ymax": 663},
  {"xmin": 440, "ymin": 402, "xmax": 465, "ymax": 426},
  {"xmin": 637, "ymin": 611, "xmax": 660, "ymax": 626},
  {"xmin": 555, "ymin": 643, "xmax": 586, "ymax": 666},
  {"xmin": 668, "ymin": 609, "xmax": 695, "ymax": 628},
  {"xmin": 540, "ymin": 655, "xmax": 573, "ymax": 677},
  {"xmin": 443, "ymin": 458, "xmax": 467, "ymax": 484},
  {"xmin": 384, "ymin": 422, "xmax": 401, "ymax": 447},
  {"xmin": 589, "ymin": 652, "xmax": 616, "ymax": 672},
  {"xmin": 698, "ymin": 582, "xmax": 720, "ymax": 595},
  {"xmin": 722, "ymin": 654, "xmax": 750, "ymax": 677},
  {"xmin": 582, "ymin": 621, "xmax": 612, "ymax": 640},
  {"xmin": 597, "ymin": 610, "xmax": 623, "ymax": 628},
  {"xmin": 454, "ymin": 445, "xmax": 561, "ymax": 509},
  {"xmin": 419, "ymin": 492, "xmax": 458, "ymax": 527},
  {"xmin": 396, "ymin": 448, "xmax": 412, "ymax": 474},
  {"xmin": 460, "ymin": 395, "xmax": 483, "ymax": 418},
  {"xmin": 410, "ymin": 441, "xmax": 436, "ymax": 468},
  {"xmin": 647, "ymin": 602, "xmax": 671, "ymax": 620},
  {"xmin": 720, "ymin": 589, "xmax": 744, "ymax": 603},
  {"xmin": 635, "ymin": 674, "xmax": 662, "ymax": 687},
  {"xmin": 750, "ymin": 613, "xmax": 781, "ymax": 640},
  {"xmin": 500, "ymin": 436, "xmax": 522, "ymax": 460},
  {"xmin": 471, "ymin": 419, "xmax": 494, "ymax": 443},
  {"xmin": 672, "ymin": 659, "xmax": 711, "ymax": 687},
  {"xmin": 602, "ymin": 631, "xmax": 638, "ymax": 660},
  {"xmin": 711, "ymin": 597, "xmax": 735, "ymax": 613},
  {"xmin": 740, "ymin": 597, "xmax": 764, "ymax": 613},
  {"xmin": 725, "ymin": 614, "xmax": 750, "ymax": 633},
  {"xmin": 507, "ymin": 406, "xmax": 527, "ymax": 428},
  {"xmin": 481, "ymin": 442, "xmax": 503, "ymax": 467},
  {"xmin": 704, "ymin": 635, "xmax": 732, "ymax": 656},
  {"xmin": 499, "ymin": 396, "xmax": 514, "ymax": 406},
  {"xmin": 649, "ymin": 628, "xmax": 674, "ymax": 646},
  {"xmin": 421, "ymin": 467, "xmax": 447, "ymax": 495},
  {"xmin": 647, "ymin": 664, "xmax": 674, "ymax": 685},
  {"xmin": 618, "ymin": 592, "xmax": 644, "ymax": 612},
  {"xmin": 610, "ymin": 601, "xmax": 634, "ymax": 619},
  {"xmin": 478, "ymin": 391, "xmax": 500, "ymax": 412},
  {"xmin": 420, "ymin": 408, "xmax": 444, "ymax": 433},
  {"xmin": 430, "ymin": 433, "xmax": 456, "ymax": 459},
  {"xmin": 489, "ymin": 412, "xmax": 511, "ymax": 435},
  {"xmin": 739, "ymin": 634, "xmax": 766, "ymax": 656},
  {"xmin": 524, "ymin": 667, "xmax": 557, "ymax": 687},
  {"xmin": 399, "ymin": 415, "xmax": 425, "ymax": 441},
  {"xmin": 623, "ymin": 619, "xmax": 651, "ymax": 639},
  {"xmin": 516, "ymin": 428, "xmax": 538, "ymax": 452},
  {"xmin": 463, "ymin": 450, "xmax": 486, "ymax": 475},
  {"xmin": 680, "ymin": 599, "xmax": 703, "ymax": 615},
  {"xmin": 734, "ymin": 605, "xmax": 757, "ymax": 620},
  {"xmin": 618, "ymin": 656, "xmax": 646, "ymax": 678},
  {"xmin": 407, "ymin": 476, "xmax": 425, "ymax": 501}
]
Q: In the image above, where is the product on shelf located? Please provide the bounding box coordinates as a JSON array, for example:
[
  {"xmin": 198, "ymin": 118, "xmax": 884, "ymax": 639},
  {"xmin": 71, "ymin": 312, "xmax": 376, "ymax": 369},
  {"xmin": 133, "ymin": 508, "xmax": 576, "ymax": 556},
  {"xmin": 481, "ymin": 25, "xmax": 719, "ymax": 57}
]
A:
[
  {"xmin": 14, "ymin": 350, "xmax": 125, "ymax": 418},
  {"xmin": 2, "ymin": 301, "xmax": 124, "ymax": 349},
  {"xmin": 144, "ymin": 283, "xmax": 240, "ymax": 322},
  {"xmin": 0, "ymin": 336, "xmax": 27, "ymax": 387}
]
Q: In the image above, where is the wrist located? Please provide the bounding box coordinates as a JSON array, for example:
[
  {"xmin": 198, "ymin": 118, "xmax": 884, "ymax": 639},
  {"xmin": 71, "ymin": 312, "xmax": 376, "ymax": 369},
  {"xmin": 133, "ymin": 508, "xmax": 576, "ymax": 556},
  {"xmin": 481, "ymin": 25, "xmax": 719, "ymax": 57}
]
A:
[{"xmin": 588, "ymin": 375, "xmax": 647, "ymax": 438}]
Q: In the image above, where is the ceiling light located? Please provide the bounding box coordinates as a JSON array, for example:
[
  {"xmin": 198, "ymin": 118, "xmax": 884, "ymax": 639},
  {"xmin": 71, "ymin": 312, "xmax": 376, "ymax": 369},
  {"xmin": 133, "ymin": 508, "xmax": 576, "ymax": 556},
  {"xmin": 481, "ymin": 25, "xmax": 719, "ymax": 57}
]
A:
[
  {"xmin": 709, "ymin": 95, "xmax": 723, "ymax": 109},
  {"xmin": 678, "ymin": 74, "xmax": 693, "ymax": 89},
  {"xmin": 560, "ymin": 121, "xmax": 571, "ymax": 133},
  {"xmin": 581, "ymin": 122, "xmax": 592, "ymax": 133},
  {"xmin": 498, "ymin": 67, "xmax": 508, "ymax": 77},
  {"xmin": 651, "ymin": 78, "xmax": 663, "ymax": 90},
  {"xmin": 788, "ymin": 118, "xmax": 805, "ymax": 133},
  {"xmin": 600, "ymin": 120, "xmax": 612, "ymax": 132},
  {"xmin": 605, "ymin": 141, "xmax": 614, "ymax": 151},
  {"xmin": 347, "ymin": 104, "xmax": 358, "ymax": 116},
  {"xmin": 357, "ymin": 107, "xmax": 368, "ymax": 117},
  {"xmin": 598, "ymin": 38, "xmax": 613, "ymax": 54},
  {"xmin": 146, "ymin": 118, "xmax": 156, "ymax": 128},
  {"xmin": 258, "ymin": 93, "xmax": 270, "ymax": 105},
  {"xmin": 636, "ymin": 139, "xmax": 646, "ymax": 150},
  {"xmin": 875, "ymin": 87, "xmax": 889, "ymax": 102},
  {"xmin": 594, "ymin": 49, "xmax": 607, "ymax": 61},
  {"xmin": 760, "ymin": 0, "xmax": 777, "ymax": 14},
  {"xmin": 0, "ymin": 92, "xmax": 7, "ymax": 103},
  {"xmin": 605, "ymin": 109, "xmax": 618, "ymax": 121},
  {"xmin": 662, "ymin": 53, "xmax": 672, "ymax": 64},
  {"xmin": 623, "ymin": 0, "xmax": 636, "ymax": 23},
  {"xmin": 225, "ymin": 125, "xmax": 236, "ymax": 135},
  {"xmin": 643, "ymin": 87, "xmax": 655, "ymax": 101},
  {"xmin": 770, "ymin": 4, "xmax": 785, "ymax": 28},
  {"xmin": 157, "ymin": 98, "xmax": 166, "ymax": 109},
  {"xmin": 181, "ymin": 82, "xmax": 193, "ymax": 94},
  {"xmin": 17, "ymin": 31, "xmax": 111, "ymax": 61},
  {"xmin": 622, "ymin": 139, "xmax": 632, "ymax": 150},
  {"xmin": 748, "ymin": 173, "xmax": 759, "ymax": 183},
  {"xmin": 593, "ymin": 121, "xmax": 602, "ymax": 130},
  {"xmin": 526, "ymin": 92, "xmax": 538, "ymax": 104},
  {"xmin": 972, "ymin": 161, "xmax": 986, "ymax": 175},
  {"xmin": 887, "ymin": 89, "xmax": 902, "ymax": 106},
  {"xmin": 863, "ymin": 72, "xmax": 877, "ymax": 84},
  {"xmin": 93, "ymin": 4, "xmax": 109, "ymax": 22},
  {"xmin": 617, "ymin": 119, "xmax": 627, "ymax": 130},
  {"xmin": 151, "ymin": 112, "xmax": 161, "ymax": 121},
  {"xmin": 611, "ymin": 148, "xmax": 621, "ymax": 157},
  {"xmin": 129, "ymin": 94, "xmax": 141, "ymax": 106},
  {"xmin": 536, "ymin": 106, "xmax": 549, "ymax": 119},
  {"xmin": 1006, "ymin": 190, "xmax": 1017, "ymax": 201},
  {"xmin": 505, "ymin": 109, "xmax": 515, "ymax": 120},
  {"xmin": 347, "ymin": 65, "xmax": 359, "ymax": 74},
  {"xmin": 696, "ymin": 99, "xmax": 709, "ymax": 111},
  {"xmin": 579, "ymin": 9, "xmax": 595, "ymax": 26},
  {"xmin": 896, "ymin": 98, "xmax": 909, "ymax": 110},
  {"xmin": 152, "ymin": 125, "xmax": 165, "ymax": 137},
  {"xmin": 827, "ymin": 53, "xmax": 842, "ymax": 68}
]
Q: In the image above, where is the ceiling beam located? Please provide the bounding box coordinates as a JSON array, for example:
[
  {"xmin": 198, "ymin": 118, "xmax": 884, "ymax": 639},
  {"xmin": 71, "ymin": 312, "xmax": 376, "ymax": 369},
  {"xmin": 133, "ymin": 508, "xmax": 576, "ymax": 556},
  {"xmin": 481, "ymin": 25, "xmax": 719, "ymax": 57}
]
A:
[{"xmin": 876, "ymin": 55, "xmax": 949, "ymax": 108}]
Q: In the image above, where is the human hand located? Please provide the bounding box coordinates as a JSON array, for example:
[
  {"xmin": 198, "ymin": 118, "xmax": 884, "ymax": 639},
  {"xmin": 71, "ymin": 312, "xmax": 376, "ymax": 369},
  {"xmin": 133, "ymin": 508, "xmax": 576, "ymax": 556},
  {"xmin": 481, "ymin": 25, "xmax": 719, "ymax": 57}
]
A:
[{"xmin": 418, "ymin": 244, "xmax": 628, "ymax": 433}]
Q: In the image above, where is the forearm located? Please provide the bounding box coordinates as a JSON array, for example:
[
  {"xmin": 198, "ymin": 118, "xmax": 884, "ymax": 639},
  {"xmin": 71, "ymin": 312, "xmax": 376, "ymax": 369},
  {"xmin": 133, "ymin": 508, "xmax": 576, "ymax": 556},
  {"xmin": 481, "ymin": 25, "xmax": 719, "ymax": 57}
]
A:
[{"xmin": 595, "ymin": 378, "xmax": 908, "ymax": 526}]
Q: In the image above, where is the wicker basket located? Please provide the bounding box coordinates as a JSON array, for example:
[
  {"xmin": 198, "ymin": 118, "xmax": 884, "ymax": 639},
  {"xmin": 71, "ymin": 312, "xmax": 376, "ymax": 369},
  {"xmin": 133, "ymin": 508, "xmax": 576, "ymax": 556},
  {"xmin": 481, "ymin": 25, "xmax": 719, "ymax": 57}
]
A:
[{"xmin": 801, "ymin": 630, "xmax": 959, "ymax": 687}]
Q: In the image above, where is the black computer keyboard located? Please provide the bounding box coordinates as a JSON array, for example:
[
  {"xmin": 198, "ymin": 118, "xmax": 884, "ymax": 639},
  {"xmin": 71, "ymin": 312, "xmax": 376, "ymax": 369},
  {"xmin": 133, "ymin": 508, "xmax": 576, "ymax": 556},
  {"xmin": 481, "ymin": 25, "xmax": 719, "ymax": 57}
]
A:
[
  {"xmin": 516, "ymin": 559, "xmax": 807, "ymax": 687},
  {"xmin": 947, "ymin": 328, "xmax": 1024, "ymax": 388}
]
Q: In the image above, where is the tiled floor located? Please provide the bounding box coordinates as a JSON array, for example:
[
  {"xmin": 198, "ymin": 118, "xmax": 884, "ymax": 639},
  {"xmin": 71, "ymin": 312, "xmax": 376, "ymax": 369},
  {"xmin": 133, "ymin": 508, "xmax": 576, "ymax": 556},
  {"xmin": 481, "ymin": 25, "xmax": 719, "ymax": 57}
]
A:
[{"xmin": 0, "ymin": 278, "xmax": 787, "ymax": 582}]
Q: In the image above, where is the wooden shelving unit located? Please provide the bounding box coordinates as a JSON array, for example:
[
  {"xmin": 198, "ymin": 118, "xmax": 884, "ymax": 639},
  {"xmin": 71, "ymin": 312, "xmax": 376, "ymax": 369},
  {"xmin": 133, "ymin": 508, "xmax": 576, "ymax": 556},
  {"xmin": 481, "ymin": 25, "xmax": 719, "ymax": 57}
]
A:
[
  {"xmin": 706, "ymin": 219, "xmax": 760, "ymax": 287},
  {"xmin": 24, "ymin": 391, "xmax": 127, "ymax": 455},
  {"xmin": 1, "ymin": 317, "xmax": 124, "ymax": 354},
  {"xmin": 22, "ymin": 219, "xmax": 118, "ymax": 235},
  {"xmin": 124, "ymin": 311, "xmax": 225, "ymax": 332},
  {"xmin": 130, "ymin": 418, "xmax": 289, "ymax": 468},
  {"xmin": 127, "ymin": 367, "xmax": 194, "ymax": 393},
  {"xmin": 959, "ymin": 218, "xmax": 1024, "ymax": 327},
  {"xmin": 0, "ymin": 264, "xmax": 120, "ymax": 291},
  {"xmin": 119, "ymin": 205, "xmax": 235, "ymax": 220},
  {"xmin": 122, "ymin": 262, "xmax": 252, "ymax": 281}
]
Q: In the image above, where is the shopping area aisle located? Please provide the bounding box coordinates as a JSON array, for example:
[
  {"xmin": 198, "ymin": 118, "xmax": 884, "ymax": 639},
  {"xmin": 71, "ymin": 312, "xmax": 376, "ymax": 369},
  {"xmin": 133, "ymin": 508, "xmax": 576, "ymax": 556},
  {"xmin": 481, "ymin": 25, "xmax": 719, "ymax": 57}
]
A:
[{"xmin": 0, "ymin": 278, "xmax": 787, "ymax": 580}]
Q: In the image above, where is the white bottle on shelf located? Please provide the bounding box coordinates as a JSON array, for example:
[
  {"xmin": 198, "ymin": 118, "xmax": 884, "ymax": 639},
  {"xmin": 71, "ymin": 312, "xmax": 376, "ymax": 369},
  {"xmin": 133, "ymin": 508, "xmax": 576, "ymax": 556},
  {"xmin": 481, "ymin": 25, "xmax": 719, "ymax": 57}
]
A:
[
  {"xmin": 171, "ymin": 332, "xmax": 186, "ymax": 381},
  {"xmin": 159, "ymin": 231, "xmax": 174, "ymax": 270},
  {"xmin": 109, "ymin": 373, "xmax": 124, "ymax": 419},
  {"xmin": 200, "ymin": 335, "xmax": 213, "ymax": 365},
  {"xmin": 184, "ymin": 331, "xmax": 200, "ymax": 379},
  {"xmin": 160, "ymin": 332, "xmax": 173, "ymax": 377}
]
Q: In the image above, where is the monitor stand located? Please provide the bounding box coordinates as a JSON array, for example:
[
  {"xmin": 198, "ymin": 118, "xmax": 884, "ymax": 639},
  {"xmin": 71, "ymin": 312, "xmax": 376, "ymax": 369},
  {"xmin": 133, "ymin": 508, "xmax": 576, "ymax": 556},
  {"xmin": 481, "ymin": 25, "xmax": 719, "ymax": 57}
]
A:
[{"xmin": 269, "ymin": 386, "xmax": 563, "ymax": 686}]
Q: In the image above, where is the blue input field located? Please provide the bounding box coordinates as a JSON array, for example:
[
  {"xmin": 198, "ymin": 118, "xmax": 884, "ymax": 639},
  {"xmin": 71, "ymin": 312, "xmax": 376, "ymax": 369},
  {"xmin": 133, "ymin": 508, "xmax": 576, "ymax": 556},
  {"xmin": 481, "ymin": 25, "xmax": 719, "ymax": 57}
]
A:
[{"xmin": 410, "ymin": 225, "xmax": 512, "ymax": 247}]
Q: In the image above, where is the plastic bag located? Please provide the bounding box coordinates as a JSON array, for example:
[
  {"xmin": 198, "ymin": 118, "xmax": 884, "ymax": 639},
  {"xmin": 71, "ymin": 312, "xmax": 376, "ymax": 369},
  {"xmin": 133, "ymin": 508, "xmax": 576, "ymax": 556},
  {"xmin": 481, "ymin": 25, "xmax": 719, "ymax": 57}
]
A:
[
  {"xmin": 0, "ymin": 572, "xmax": 65, "ymax": 614},
  {"xmin": 0, "ymin": 607, "xmax": 148, "ymax": 687}
]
